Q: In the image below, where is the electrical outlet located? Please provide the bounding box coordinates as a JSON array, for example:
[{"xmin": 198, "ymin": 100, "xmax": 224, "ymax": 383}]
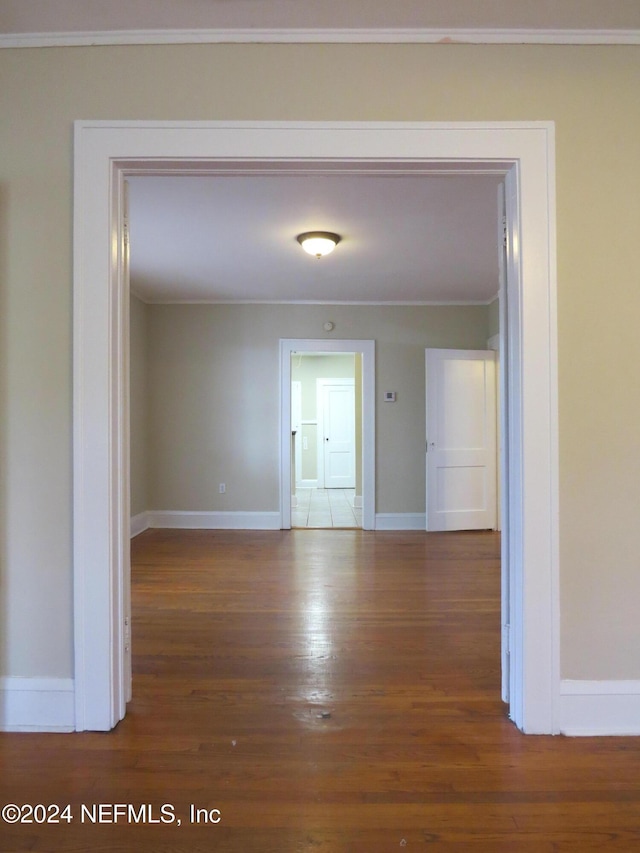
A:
[{"xmin": 219, "ymin": 483, "xmax": 226, "ymax": 494}]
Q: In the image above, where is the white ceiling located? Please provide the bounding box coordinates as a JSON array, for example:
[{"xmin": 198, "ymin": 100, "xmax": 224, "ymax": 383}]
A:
[{"xmin": 128, "ymin": 173, "xmax": 503, "ymax": 304}]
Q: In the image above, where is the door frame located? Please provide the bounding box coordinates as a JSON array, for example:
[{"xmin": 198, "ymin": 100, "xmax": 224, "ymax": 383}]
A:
[
  {"xmin": 280, "ymin": 340, "xmax": 375, "ymax": 529},
  {"xmin": 73, "ymin": 120, "xmax": 559, "ymax": 734}
]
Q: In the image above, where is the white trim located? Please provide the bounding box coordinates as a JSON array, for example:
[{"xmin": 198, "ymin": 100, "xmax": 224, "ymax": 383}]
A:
[
  {"xmin": 504, "ymin": 164, "xmax": 527, "ymax": 727},
  {"xmin": 560, "ymin": 681, "xmax": 640, "ymax": 736},
  {"xmin": 297, "ymin": 479, "xmax": 319, "ymax": 489},
  {"xmin": 73, "ymin": 121, "xmax": 559, "ymax": 734},
  {"xmin": 2, "ymin": 28, "xmax": 639, "ymax": 49},
  {"xmin": 0, "ymin": 678, "xmax": 75, "ymax": 732},
  {"xmin": 147, "ymin": 510, "xmax": 281, "ymax": 530},
  {"xmin": 130, "ymin": 511, "xmax": 150, "ymax": 538},
  {"xmin": 375, "ymin": 513, "xmax": 426, "ymax": 530}
]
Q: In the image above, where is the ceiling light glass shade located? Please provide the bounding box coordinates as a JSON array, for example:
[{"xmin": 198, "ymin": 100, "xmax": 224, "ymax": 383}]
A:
[{"xmin": 297, "ymin": 231, "xmax": 341, "ymax": 258}]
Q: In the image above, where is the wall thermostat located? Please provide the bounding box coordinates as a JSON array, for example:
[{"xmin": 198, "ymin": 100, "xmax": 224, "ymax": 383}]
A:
[{"xmin": 384, "ymin": 391, "xmax": 396, "ymax": 402}]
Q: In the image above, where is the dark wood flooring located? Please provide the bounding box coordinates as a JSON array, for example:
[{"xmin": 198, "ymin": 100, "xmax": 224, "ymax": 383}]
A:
[{"xmin": 2, "ymin": 529, "xmax": 640, "ymax": 851}]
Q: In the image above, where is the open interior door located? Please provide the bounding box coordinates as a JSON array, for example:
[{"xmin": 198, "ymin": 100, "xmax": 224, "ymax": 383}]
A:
[{"xmin": 425, "ymin": 348, "xmax": 497, "ymax": 532}]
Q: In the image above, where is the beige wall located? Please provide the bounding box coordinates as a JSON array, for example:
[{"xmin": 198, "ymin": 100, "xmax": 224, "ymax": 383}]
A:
[
  {"xmin": 299, "ymin": 424, "xmax": 318, "ymax": 482},
  {"xmin": 0, "ymin": 43, "xmax": 639, "ymax": 681},
  {"xmin": 487, "ymin": 298, "xmax": 500, "ymax": 341},
  {"xmin": 145, "ymin": 304, "xmax": 488, "ymax": 512}
]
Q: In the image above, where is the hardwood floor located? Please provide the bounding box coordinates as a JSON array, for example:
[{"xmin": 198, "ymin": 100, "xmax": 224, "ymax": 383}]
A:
[{"xmin": 2, "ymin": 529, "xmax": 640, "ymax": 851}]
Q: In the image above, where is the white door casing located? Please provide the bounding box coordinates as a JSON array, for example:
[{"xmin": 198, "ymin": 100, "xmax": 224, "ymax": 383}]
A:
[
  {"xmin": 122, "ymin": 180, "xmax": 132, "ymax": 704},
  {"xmin": 495, "ymin": 180, "xmax": 509, "ymax": 704},
  {"xmin": 487, "ymin": 333, "xmax": 502, "ymax": 532},
  {"xmin": 317, "ymin": 379, "xmax": 356, "ymax": 490},
  {"xmin": 291, "ymin": 380, "xmax": 302, "ymax": 498},
  {"xmin": 73, "ymin": 120, "xmax": 559, "ymax": 735},
  {"xmin": 487, "ymin": 324, "xmax": 508, "ymax": 703},
  {"xmin": 425, "ymin": 349, "xmax": 497, "ymax": 532}
]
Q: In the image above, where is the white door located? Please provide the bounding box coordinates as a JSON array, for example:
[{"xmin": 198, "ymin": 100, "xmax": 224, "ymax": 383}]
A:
[
  {"xmin": 291, "ymin": 380, "xmax": 302, "ymax": 500},
  {"xmin": 317, "ymin": 379, "xmax": 356, "ymax": 489},
  {"xmin": 425, "ymin": 349, "xmax": 497, "ymax": 531}
]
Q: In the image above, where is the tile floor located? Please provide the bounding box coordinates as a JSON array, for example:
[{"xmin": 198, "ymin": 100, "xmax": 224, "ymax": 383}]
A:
[{"xmin": 292, "ymin": 488, "xmax": 362, "ymax": 529}]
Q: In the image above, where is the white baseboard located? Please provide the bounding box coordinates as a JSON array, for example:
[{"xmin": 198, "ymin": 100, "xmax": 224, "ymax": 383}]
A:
[
  {"xmin": 130, "ymin": 511, "xmax": 151, "ymax": 538},
  {"xmin": 559, "ymin": 680, "xmax": 640, "ymax": 735},
  {"xmin": 148, "ymin": 510, "xmax": 281, "ymax": 530},
  {"xmin": 0, "ymin": 677, "xmax": 75, "ymax": 732},
  {"xmin": 375, "ymin": 513, "xmax": 426, "ymax": 530},
  {"xmin": 296, "ymin": 479, "xmax": 318, "ymax": 489},
  {"xmin": 138, "ymin": 509, "xmax": 428, "ymax": 531}
]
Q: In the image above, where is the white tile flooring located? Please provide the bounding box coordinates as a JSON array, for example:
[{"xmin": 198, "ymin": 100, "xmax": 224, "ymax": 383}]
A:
[{"xmin": 292, "ymin": 488, "xmax": 362, "ymax": 529}]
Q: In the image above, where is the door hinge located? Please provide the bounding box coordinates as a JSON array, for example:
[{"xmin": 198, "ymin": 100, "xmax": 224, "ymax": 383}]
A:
[{"xmin": 502, "ymin": 215, "xmax": 508, "ymax": 249}]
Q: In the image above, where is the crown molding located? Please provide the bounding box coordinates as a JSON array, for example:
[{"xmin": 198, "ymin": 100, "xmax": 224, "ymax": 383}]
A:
[{"xmin": 1, "ymin": 27, "xmax": 639, "ymax": 48}]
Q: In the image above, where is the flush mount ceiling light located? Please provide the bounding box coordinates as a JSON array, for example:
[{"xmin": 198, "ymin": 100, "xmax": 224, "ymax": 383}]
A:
[{"xmin": 297, "ymin": 231, "xmax": 341, "ymax": 258}]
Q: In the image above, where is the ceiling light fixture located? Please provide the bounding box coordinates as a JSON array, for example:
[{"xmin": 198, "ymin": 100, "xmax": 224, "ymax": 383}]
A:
[{"xmin": 297, "ymin": 231, "xmax": 341, "ymax": 258}]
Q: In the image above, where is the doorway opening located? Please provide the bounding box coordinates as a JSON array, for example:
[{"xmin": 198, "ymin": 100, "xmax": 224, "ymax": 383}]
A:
[
  {"xmin": 291, "ymin": 352, "xmax": 362, "ymax": 529},
  {"xmin": 73, "ymin": 121, "xmax": 559, "ymax": 735},
  {"xmin": 280, "ymin": 339, "xmax": 375, "ymax": 531}
]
